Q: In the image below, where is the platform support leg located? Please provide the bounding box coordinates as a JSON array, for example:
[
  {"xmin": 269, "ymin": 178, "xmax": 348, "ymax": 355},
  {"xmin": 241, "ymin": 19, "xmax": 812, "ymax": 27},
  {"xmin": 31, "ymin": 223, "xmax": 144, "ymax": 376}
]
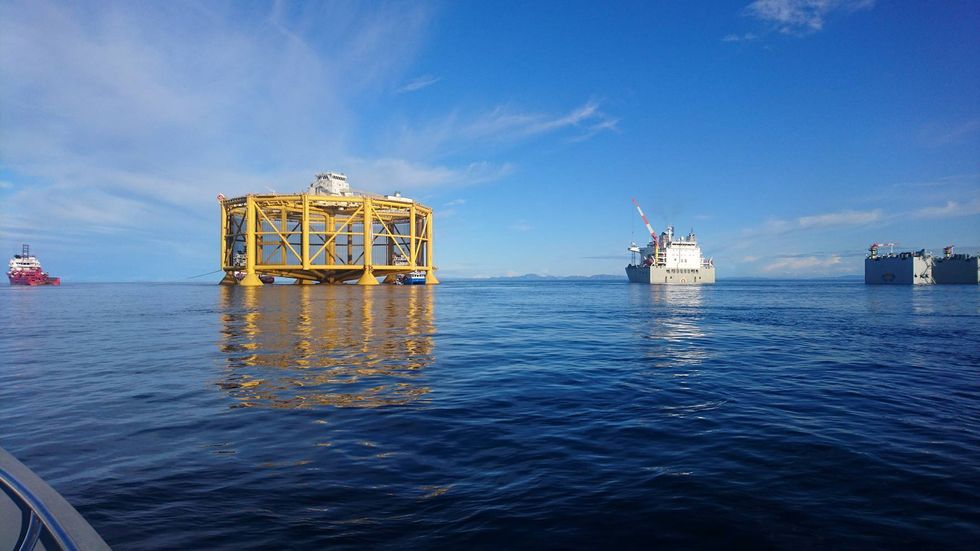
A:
[
  {"xmin": 357, "ymin": 198, "xmax": 379, "ymax": 286},
  {"xmin": 425, "ymin": 212, "xmax": 439, "ymax": 284},
  {"xmin": 357, "ymin": 268, "xmax": 379, "ymax": 286},
  {"xmin": 239, "ymin": 195, "xmax": 264, "ymax": 286}
]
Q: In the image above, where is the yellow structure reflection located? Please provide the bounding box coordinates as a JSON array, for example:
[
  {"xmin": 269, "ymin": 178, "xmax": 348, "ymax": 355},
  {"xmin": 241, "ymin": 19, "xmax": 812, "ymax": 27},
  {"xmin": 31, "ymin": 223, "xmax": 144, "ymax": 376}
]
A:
[{"xmin": 218, "ymin": 285, "xmax": 436, "ymax": 409}]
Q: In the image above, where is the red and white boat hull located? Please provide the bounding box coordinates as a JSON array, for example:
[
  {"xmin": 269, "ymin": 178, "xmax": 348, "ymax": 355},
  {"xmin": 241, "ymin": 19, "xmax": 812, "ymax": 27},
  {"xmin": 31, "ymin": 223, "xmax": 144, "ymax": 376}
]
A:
[
  {"xmin": 7, "ymin": 269, "xmax": 61, "ymax": 286},
  {"xmin": 7, "ymin": 245, "xmax": 60, "ymax": 285}
]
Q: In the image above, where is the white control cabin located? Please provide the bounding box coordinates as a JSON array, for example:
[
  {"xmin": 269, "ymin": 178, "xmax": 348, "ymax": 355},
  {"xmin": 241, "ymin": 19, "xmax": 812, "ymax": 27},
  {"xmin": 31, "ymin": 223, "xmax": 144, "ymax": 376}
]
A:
[{"xmin": 308, "ymin": 172, "xmax": 354, "ymax": 196}]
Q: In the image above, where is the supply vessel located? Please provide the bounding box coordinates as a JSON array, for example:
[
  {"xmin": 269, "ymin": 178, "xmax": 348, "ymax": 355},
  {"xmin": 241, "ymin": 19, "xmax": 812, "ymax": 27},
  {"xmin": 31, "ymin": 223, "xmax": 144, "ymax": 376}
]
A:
[
  {"xmin": 7, "ymin": 244, "xmax": 60, "ymax": 286},
  {"xmin": 626, "ymin": 199, "xmax": 715, "ymax": 284},
  {"xmin": 392, "ymin": 254, "xmax": 426, "ymax": 284}
]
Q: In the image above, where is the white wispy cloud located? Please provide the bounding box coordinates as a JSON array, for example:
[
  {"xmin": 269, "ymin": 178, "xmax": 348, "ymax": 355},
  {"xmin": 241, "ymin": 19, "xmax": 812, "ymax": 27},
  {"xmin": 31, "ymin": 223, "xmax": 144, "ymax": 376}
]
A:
[
  {"xmin": 869, "ymin": 174, "xmax": 980, "ymax": 217},
  {"xmin": 396, "ymin": 74, "xmax": 441, "ymax": 93},
  {"xmin": 0, "ymin": 1, "xmax": 438, "ymax": 243},
  {"xmin": 744, "ymin": 0, "xmax": 875, "ymax": 35},
  {"xmin": 0, "ymin": 0, "xmax": 618, "ymax": 259},
  {"xmin": 762, "ymin": 254, "xmax": 843, "ymax": 273},
  {"xmin": 722, "ymin": 32, "xmax": 758, "ymax": 43},
  {"xmin": 716, "ymin": 207, "xmax": 882, "ymax": 255},
  {"xmin": 464, "ymin": 100, "xmax": 616, "ymax": 141},
  {"xmin": 744, "ymin": 208, "xmax": 882, "ymax": 238},
  {"xmin": 445, "ymin": 199, "xmax": 466, "ymax": 207},
  {"xmin": 716, "ymin": 172, "xmax": 980, "ymax": 275},
  {"xmin": 388, "ymin": 100, "xmax": 618, "ymax": 160},
  {"xmin": 344, "ymin": 158, "xmax": 514, "ymax": 191},
  {"xmin": 4, "ymin": 0, "xmax": 610, "ymax": 264},
  {"xmin": 509, "ymin": 220, "xmax": 533, "ymax": 232},
  {"xmin": 919, "ymin": 118, "xmax": 980, "ymax": 147},
  {"xmin": 870, "ymin": 175, "xmax": 980, "ymax": 221},
  {"xmin": 912, "ymin": 199, "xmax": 980, "ymax": 219},
  {"xmin": 797, "ymin": 209, "xmax": 882, "ymax": 228}
]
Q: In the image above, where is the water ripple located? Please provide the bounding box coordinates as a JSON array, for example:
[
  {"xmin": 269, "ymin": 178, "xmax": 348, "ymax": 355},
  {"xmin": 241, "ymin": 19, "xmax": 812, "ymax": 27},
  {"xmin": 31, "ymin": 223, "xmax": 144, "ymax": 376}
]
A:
[{"xmin": 1, "ymin": 280, "xmax": 978, "ymax": 549}]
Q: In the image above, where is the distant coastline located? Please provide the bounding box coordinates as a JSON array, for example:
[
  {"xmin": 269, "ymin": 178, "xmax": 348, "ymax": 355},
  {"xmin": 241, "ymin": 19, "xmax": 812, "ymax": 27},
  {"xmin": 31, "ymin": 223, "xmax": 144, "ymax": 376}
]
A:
[
  {"xmin": 5, "ymin": 274, "xmax": 870, "ymax": 284},
  {"xmin": 445, "ymin": 274, "xmax": 865, "ymax": 282}
]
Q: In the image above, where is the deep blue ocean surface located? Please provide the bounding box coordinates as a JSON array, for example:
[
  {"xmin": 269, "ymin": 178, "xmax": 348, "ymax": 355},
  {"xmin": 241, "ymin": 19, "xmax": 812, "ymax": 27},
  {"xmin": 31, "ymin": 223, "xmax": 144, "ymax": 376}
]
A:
[{"xmin": 1, "ymin": 280, "xmax": 978, "ymax": 549}]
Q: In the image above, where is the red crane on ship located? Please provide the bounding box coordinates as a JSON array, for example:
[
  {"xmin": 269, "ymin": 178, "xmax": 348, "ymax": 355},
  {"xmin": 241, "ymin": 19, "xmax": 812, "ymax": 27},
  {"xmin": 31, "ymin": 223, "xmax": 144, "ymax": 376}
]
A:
[{"xmin": 631, "ymin": 198, "xmax": 660, "ymax": 267}]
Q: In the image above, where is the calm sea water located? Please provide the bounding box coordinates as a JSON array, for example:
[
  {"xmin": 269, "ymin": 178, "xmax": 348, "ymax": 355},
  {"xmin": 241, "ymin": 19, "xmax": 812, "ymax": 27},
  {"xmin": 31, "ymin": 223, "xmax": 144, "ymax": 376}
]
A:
[{"xmin": 1, "ymin": 280, "xmax": 978, "ymax": 549}]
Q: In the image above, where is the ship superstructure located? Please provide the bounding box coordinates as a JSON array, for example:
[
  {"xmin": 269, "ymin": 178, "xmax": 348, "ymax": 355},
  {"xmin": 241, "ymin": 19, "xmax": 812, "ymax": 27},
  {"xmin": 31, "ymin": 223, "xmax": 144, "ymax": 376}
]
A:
[
  {"xmin": 7, "ymin": 244, "xmax": 60, "ymax": 286},
  {"xmin": 625, "ymin": 199, "xmax": 715, "ymax": 284}
]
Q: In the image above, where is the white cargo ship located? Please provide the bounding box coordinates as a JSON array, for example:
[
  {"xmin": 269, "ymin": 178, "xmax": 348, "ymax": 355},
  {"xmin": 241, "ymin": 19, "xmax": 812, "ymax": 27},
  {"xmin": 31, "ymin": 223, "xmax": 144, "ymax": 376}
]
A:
[{"xmin": 626, "ymin": 199, "xmax": 715, "ymax": 284}]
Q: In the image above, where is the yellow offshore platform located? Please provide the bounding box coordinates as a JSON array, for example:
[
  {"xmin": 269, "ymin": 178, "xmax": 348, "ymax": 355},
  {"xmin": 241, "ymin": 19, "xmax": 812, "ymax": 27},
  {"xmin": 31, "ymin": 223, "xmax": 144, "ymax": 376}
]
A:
[{"xmin": 218, "ymin": 172, "xmax": 438, "ymax": 286}]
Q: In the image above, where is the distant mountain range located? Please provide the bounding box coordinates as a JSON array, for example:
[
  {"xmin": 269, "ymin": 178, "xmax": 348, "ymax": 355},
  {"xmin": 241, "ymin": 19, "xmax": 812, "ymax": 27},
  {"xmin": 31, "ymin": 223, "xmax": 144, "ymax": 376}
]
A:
[
  {"xmin": 464, "ymin": 273, "xmax": 622, "ymax": 281},
  {"xmin": 727, "ymin": 274, "xmax": 864, "ymax": 280}
]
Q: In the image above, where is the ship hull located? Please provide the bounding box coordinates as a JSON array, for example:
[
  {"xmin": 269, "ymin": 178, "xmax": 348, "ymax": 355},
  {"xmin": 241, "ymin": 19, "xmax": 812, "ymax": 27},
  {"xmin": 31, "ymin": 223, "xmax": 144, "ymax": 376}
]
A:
[
  {"xmin": 626, "ymin": 264, "xmax": 715, "ymax": 284},
  {"xmin": 864, "ymin": 257, "xmax": 933, "ymax": 285},
  {"xmin": 933, "ymin": 256, "xmax": 980, "ymax": 284},
  {"xmin": 8, "ymin": 273, "xmax": 60, "ymax": 286},
  {"xmin": 398, "ymin": 274, "xmax": 427, "ymax": 285}
]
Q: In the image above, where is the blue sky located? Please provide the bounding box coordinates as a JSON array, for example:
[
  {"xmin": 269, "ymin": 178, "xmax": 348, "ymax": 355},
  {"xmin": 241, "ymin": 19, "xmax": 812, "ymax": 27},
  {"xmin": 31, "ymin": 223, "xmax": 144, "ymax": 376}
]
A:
[{"xmin": 1, "ymin": 0, "xmax": 977, "ymax": 280}]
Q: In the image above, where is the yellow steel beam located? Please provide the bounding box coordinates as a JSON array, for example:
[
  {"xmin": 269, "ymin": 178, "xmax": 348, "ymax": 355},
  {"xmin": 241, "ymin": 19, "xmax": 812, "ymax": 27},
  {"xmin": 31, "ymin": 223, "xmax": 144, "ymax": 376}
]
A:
[
  {"xmin": 219, "ymin": 201, "xmax": 238, "ymax": 284},
  {"xmin": 228, "ymin": 211, "xmax": 241, "ymax": 261},
  {"xmin": 356, "ymin": 197, "xmax": 378, "ymax": 285},
  {"xmin": 254, "ymin": 203, "xmax": 301, "ymax": 263},
  {"xmin": 281, "ymin": 207, "xmax": 287, "ymax": 265},
  {"xmin": 311, "ymin": 204, "xmax": 363, "ymax": 263},
  {"xmin": 256, "ymin": 263, "xmax": 417, "ymax": 270},
  {"xmin": 410, "ymin": 202, "xmax": 417, "ymax": 267},
  {"xmin": 223, "ymin": 208, "xmax": 246, "ymax": 268},
  {"xmin": 413, "ymin": 216, "xmax": 428, "ymax": 263},
  {"xmin": 425, "ymin": 210, "xmax": 439, "ymax": 284},
  {"xmin": 302, "ymin": 195, "xmax": 310, "ymax": 269},
  {"xmin": 275, "ymin": 218, "xmax": 303, "ymax": 262},
  {"xmin": 326, "ymin": 212, "xmax": 336, "ymax": 266},
  {"xmin": 220, "ymin": 200, "xmax": 227, "ymax": 270},
  {"xmin": 371, "ymin": 204, "xmax": 411, "ymax": 261}
]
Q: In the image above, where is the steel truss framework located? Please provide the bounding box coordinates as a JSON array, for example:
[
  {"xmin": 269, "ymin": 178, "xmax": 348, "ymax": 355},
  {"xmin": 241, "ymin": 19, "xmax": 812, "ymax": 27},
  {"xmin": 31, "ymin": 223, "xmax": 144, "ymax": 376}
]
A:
[{"xmin": 220, "ymin": 194, "xmax": 438, "ymax": 286}]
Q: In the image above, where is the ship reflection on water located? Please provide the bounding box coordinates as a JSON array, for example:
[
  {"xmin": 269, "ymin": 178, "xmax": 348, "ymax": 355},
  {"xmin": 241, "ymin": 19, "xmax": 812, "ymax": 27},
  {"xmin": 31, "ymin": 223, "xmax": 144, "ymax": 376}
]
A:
[
  {"xmin": 631, "ymin": 285, "xmax": 709, "ymax": 368},
  {"xmin": 217, "ymin": 285, "xmax": 436, "ymax": 409}
]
